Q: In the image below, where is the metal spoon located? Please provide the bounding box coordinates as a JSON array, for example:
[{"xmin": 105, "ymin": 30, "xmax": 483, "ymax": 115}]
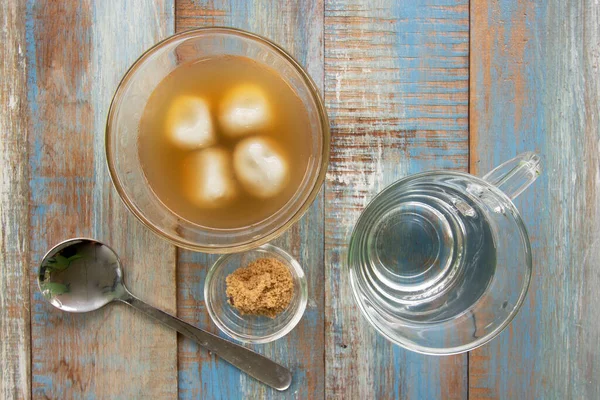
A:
[{"xmin": 37, "ymin": 238, "xmax": 292, "ymax": 391}]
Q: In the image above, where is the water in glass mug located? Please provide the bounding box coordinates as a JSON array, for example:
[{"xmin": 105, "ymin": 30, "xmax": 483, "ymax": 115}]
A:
[
  {"xmin": 363, "ymin": 176, "xmax": 497, "ymax": 322},
  {"xmin": 348, "ymin": 152, "xmax": 541, "ymax": 354}
]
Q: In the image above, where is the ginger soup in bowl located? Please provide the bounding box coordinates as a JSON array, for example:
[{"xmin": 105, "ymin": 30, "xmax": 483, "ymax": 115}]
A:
[{"xmin": 106, "ymin": 28, "xmax": 330, "ymax": 252}]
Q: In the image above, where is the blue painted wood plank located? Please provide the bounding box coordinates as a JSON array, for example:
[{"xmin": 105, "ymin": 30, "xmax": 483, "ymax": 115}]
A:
[
  {"xmin": 175, "ymin": 1, "xmax": 325, "ymax": 398},
  {"xmin": 26, "ymin": 1, "xmax": 177, "ymax": 398},
  {"xmin": 0, "ymin": 2, "xmax": 31, "ymax": 398},
  {"xmin": 324, "ymin": 1, "xmax": 469, "ymax": 398},
  {"xmin": 470, "ymin": 1, "xmax": 600, "ymax": 398}
]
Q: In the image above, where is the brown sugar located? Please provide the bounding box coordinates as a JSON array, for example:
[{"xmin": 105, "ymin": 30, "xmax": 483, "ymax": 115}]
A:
[{"xmin": 225, "ymin": 257, "xmax": 294, "ymax": 318}]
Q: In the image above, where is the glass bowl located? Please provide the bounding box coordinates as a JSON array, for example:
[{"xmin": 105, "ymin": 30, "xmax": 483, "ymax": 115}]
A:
[
  {"xmin": 106, "ymin": 27, "xmax": 330, "ymax": 253},
  {"xmin": 204, "ymin": 244, "xmax": 307, "ymax": 344}
]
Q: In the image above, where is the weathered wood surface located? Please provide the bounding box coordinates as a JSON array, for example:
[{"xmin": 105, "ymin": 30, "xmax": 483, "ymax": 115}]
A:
[
  {"xmin": 25, "ymin": 1, "xmax": 177, "ymax": 398},
  {"xmin": 469, "ymin": 1, "xmax": 600, "ymax": 399},
  {"xmin": 1, "ymin": 2, "xmax": 31, "ymax": 399},
  {"xmin": 175, "ymin": 1, "xmax": 325, "ymax": 398},
  {"xmin": 324, "ymin": 1, "xmax": 469, "ymax": 398},
  {"xmin": 3, "ymin": 0, "xmax": 600, "ymax": 398}
]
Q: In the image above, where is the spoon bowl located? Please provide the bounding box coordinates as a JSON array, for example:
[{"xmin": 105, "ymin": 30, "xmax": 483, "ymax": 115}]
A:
[
  {"xmin": 38, "ymin": 238, "xmax": 292, "ymax": 391},
  {"xmin": 39, "ymin": 239, "xmax": 125, "ymax": 313}
]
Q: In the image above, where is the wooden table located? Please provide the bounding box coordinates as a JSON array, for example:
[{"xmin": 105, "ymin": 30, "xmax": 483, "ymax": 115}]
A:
[{"xmin": 1, "ymin": 0, "xmax": 599, "ymax": 398}]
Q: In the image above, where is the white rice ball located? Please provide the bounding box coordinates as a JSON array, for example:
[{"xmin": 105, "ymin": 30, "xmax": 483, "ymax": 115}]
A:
[
  {"xmin": 182, "ymin": 148, "xmax": 237, "ymax": 208},
  {"xmin": 165, "ymin": 95, "xmax": 215, "ymax": 150},
  {"xmin": 233, "ymin": 137, "xmax": 289, "ymax": 199},
  {"xmin": 219, "ymin": 84, "xmax": 271, "ymax": 137}
]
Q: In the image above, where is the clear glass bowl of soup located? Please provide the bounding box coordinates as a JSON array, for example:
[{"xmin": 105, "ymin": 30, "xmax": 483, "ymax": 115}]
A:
[{"xmin": 106, "ymin": 28, "xmax": 330, "ymax": 252}]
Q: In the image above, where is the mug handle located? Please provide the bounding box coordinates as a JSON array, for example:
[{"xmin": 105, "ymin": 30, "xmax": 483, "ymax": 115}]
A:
[{"xmin": 482, "ymin": 152, "xmax": 541, "ymax": 201}]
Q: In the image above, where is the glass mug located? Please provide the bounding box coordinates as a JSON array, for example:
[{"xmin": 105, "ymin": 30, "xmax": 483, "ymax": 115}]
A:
[{"xmin": 348, "ymin": 152, "xmax": 541, "ymax": 355}]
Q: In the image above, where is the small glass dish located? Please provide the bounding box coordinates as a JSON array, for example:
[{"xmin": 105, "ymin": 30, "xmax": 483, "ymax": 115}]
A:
[{"xmin": 204, "ymin": 244, "xmax": 307, "ymax": 344}]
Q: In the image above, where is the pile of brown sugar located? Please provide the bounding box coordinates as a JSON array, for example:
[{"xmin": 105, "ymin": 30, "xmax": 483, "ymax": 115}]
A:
[{"xmin": 225, "ymin": 258, "xmax": 294, "ymax": 318}]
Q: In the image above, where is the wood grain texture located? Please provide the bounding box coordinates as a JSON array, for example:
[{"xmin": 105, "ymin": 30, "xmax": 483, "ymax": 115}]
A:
[
  {"xmin": 9, "ymin": 0, "xmax": 600, "ymax": 398},
  {"xmin": 324, "ymin": 1, "xmax": 469, "ymax": 398},
  {"xmin": 176, "ymin": 1, "xmax": 325, "ymax": 399},
  {"xmin": 26, "ymin": 1, "xmax": 177, "ymax": 398},
  {"xmin": 470, "ymin": 0, "xmax": 600, "ymax": 398},
  {"xmin": 1, "ymin": 1, "xmax": 31, "ymax": 399}
]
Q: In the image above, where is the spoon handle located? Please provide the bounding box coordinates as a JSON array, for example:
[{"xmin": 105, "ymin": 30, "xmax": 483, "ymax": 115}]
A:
[{"xmin": 120, "ymin": 294, "xmax": 292, "ymax": 391}]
